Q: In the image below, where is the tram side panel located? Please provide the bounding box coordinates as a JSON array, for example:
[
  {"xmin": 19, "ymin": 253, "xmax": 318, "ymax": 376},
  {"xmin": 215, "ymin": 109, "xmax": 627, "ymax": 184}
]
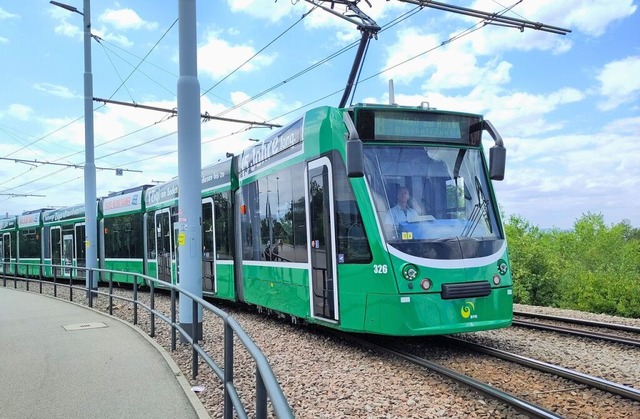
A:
[
  {"xmin": 42, "ymin": 205, "xmax": 88, "ymax": 280},
  {"xmin": 17, "ymin": 211, "xmax": 44, "ymax": 277},
  {"xmin": 101, "ymin": 189, "xmax": 147, "ymax": 285},
  {"xmin": 235, "ymin": 161, "xmax": 310, "ymax": 317}
]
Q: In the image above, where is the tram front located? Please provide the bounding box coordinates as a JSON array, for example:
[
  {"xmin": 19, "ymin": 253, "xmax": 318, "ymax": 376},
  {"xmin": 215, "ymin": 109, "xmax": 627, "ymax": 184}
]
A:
[{"xmin": 352, "ymin": 105, "xmax": 513, "ymax": 335}]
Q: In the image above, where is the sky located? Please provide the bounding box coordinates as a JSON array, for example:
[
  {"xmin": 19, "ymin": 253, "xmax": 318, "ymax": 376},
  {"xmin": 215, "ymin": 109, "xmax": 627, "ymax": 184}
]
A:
[{"xmin": 0, "ymin": 0, "xmax": 638, "ymax": 230}]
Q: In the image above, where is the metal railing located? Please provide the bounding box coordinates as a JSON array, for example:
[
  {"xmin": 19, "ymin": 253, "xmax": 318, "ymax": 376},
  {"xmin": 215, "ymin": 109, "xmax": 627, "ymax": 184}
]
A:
[{"xmin": 1, "ymin": 261, "xmax": 294, "ymax": 419}]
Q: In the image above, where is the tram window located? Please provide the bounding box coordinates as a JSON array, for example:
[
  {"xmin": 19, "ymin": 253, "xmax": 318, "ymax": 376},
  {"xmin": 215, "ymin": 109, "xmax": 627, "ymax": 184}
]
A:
[
  {"xmin": 240, "ymin": 163, "xmax": 307, "ymax": 263},
  {"xmin": 42, "ymin": 228, "xmax": 51, "ymax": 258},
  {"xmin": 19, "ymin": 229, "xmax": 40, "ymax": 258},
  {"xmin": 291, "ymin": 165, "xmax": 308, "ymax": 263},
  {"xmin": 332, "ymin": 152, "xmax": 372, "ymax": 263},
  {"xmin": 75, "ymin": 224, "xmax": 86, "ymax": 266},
  {"xmin": 214, "ymin": 192, "xmax": 232, "ymax": 260},
  {"xmin": 202, "ymin": 201, "xmax": 214, "ymax": 257},
  {"xmin": 51, "ymin": 229, "xmax": 61, "ymax": 263},
  {"xmin": 61, "ymin": 225, "xmax": 74, "ymax": 260},
  {"xmin": 104, "ymin": 214, "xmax": 143, "ymax": 258},
  {"xmin": 146, "ymin": 213, "xmax": 156, "ymax": 259}
]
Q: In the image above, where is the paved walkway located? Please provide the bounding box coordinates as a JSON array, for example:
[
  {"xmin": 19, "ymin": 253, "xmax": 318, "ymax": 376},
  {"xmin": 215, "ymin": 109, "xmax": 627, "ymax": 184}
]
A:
[{"xmin": 0, "ymin": 288, "xmax": 210, "ymax": 419}]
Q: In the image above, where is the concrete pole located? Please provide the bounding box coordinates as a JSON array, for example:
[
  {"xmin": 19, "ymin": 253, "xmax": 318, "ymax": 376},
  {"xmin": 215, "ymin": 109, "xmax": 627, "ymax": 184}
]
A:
[
  {"xmin": 83, "ymin": 0, "xmax": 98, "ymax": 291},
  {"xmin": 177, "ymin": 0, "xmax": 203, "ymax": 339}
]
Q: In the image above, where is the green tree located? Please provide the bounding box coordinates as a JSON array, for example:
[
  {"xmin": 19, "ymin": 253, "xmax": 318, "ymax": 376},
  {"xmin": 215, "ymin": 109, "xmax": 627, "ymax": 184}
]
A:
[
  {"xmin": 505, "ymin": 212, "xmax": 640, "ymax": 318},
  {"xmin": 504, "ymin": 215, "xmax": 560, "ymax": 306}
]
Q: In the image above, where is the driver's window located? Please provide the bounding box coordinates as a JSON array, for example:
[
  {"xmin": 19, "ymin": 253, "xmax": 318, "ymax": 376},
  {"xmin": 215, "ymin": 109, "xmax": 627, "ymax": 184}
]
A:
[{"xmin": 445, "ymin": 177, "xmax": 466, "ymax": 219}]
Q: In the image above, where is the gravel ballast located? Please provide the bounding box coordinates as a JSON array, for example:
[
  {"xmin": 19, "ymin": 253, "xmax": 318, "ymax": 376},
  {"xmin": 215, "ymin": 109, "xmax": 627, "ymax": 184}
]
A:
[{"xmin": 5, "ymin": 281, "xmax": 640, "ymax": 418}]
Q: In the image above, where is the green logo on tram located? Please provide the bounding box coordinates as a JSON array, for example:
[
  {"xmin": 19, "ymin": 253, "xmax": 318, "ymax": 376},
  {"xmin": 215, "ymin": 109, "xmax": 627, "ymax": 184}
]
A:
[{"xmin": 461, "ymin": 301, "xmax": 477, "ymax": 319}]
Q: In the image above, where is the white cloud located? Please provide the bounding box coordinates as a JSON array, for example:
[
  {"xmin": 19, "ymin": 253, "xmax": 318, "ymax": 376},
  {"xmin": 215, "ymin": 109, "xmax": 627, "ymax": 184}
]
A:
[
  {"xmin": 226, "ymin": 0, "xmax": 295, "ymax": 23},
  {"xmin": 99, "ymin": 8, "xmax": 158, "ymax": 31},
  {"xmin": 376, "ymin": 82, "xmax": 585, "ymax": 138},
  {"xmin": 225, "ymin": 0, "xmax": 410, "ymax": 44},
  {"xmin": 53, "ymin": 19, "xmax": 81, "ymax": 39},
  {"xmin": 501, "ymin": 115, "xmax": 640, "ymax": 223},
  {"xmin": 383, "ymin": 0, "xmax": 634, "ymax": 64},
  {"xmin": 48, "ymin": 5, "xmax": 82, "ymax": 39},
  {"xmin": 596, "ymin": 56, "xmax": 640, "ymax": 111},
  {"xmin": 33, "ymin": 83, "xmax": 77, "ymax": 99},
  {"xmin": 0, "ymin": 36, "xmax": 8, "ymax": 44},
  {"xmin": 380, "ymin": 27, "xmax": 441, "ymax": 85},
  {"xmin": 3, "ymin": 104, "xmax": 34, "ymax": 121},
  {"xmin": 551, "ymin": 0, "xmax": 636, "ymax": 37},
  {"xmin": 99, "ymin": 32, "xmax": 134, "ymax": 49},
  {"xmin": 603, "ymin": 116, "xmax": 640, "ymax": 136},
  {"xmin": 0, "ymin": 7, "xmax": 19, "ymax": 20},
  {"xmin": 471, "ymin": 0, "xmax": 636, "ymax": 37},
  {"xmin": 198, "ymin": 30, "xmax": 277, "ymax": 80}
]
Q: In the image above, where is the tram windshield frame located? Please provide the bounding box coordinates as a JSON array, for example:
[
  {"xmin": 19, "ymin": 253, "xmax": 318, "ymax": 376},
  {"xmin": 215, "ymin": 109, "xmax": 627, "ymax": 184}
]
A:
[{"xmin": 364, "ymin": 144, "xmax": 504, "ymax": 260}]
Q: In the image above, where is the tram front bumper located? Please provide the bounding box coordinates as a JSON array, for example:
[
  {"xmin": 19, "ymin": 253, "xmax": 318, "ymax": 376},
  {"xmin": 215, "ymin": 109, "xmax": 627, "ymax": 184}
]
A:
[{"xmin": 363, "ymin": 287, "xmax": 513, "ymax": 336}]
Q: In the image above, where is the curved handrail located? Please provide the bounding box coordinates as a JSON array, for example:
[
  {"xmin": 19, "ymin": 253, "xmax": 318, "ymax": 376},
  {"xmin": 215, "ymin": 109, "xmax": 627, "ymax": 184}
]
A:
[{"xmin": 1, "ymin": 261, "xmax": 294, "ymax": 419}]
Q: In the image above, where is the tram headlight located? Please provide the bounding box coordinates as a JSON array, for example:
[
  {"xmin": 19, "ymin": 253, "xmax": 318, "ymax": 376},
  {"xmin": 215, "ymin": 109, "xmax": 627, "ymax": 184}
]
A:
[
  {"xmin": 420, "ymin": 279, "xmax": 432, "ymax": 291},
  {"xmin": 492, "ymin": 274, "xmax": 501, "ymax": 285},
  {"xmin": 402, "ymin": 264, "xmax": 418, "ymax": 281}
]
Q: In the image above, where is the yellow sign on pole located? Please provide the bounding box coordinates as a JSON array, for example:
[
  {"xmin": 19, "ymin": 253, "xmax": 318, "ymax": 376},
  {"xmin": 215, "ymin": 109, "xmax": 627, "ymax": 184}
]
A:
[{"xmin": 178, "ymin": 232, "xmax": 186, "ymax": 246}]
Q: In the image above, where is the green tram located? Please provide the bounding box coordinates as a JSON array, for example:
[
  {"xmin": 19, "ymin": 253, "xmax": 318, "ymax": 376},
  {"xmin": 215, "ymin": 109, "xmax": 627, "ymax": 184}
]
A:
[
  {"xmin": 42, "ymin": 204, "xmax": 88, "ymax": 279},
  {"xmin": 0, "ymin": 215, "xmax": 17, "ymax": 275},
  {"xmin": 226, "ymin": 104, "xmax": 512, "ymax": 335},
  {"xmin": 6, "ymin": 102, "xmax": 512, "ymax": 336},
  {"xmin": 100, "ymin": 186, "xmax": 149, "ymax": 284},
  {"xmin": 143, "ymin": 162, "xmax": 235, "ymax": 295},
  {"xmin": 16, "ymin": 210, "xmax": 46, "ymax": 277}
]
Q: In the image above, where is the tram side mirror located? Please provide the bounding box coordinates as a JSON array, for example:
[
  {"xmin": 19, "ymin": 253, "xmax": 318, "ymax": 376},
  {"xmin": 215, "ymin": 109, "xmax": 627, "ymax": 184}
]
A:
[
  {"xmin": 347, "ymin": 138, "xmax": 364, "ymax": 178},
  {"xmin": 343, "ymin": 112, "xmax": 364, "ymax": 178},
  {"xmin": 490, "ymin": 145, "xmax": 506, "ymax": 181}
]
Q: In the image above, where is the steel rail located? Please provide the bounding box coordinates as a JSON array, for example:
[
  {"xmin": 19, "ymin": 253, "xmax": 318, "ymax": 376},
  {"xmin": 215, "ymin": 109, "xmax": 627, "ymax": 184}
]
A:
[
  {"xmin": 447, "ymin": 337, "xmax": 640, "ymax": 402},
  {"xmin": 344, "ymin": 334, "xmax": 562, "ymax": 419},
  {"xmin": 512, "ymin": 319, "xmax": 640, "ymax": 348},
  {"xmin": 513, "ymin": 310, "xmax": 640, "ymax": 334}
]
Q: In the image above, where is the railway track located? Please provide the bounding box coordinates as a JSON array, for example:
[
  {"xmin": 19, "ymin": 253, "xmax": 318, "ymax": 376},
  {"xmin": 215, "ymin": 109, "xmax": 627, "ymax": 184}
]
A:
[
  {"xmin": 513, "ymin": 310, "xmax": 640, "ymax": 347},
  {"xmin": 446, "ymin": 336, "xmax": 640, "ymax": 402},
  {"xmin": 6, "ymin": 278, "xmax": 639, "ymax": 417},
  {"xmin": 346, "ymin": 334, "xmax": 561, "ymax": 418},
  {"xmin": 341, "ymin": 332, "xmax": 640, "ymax": 418}
]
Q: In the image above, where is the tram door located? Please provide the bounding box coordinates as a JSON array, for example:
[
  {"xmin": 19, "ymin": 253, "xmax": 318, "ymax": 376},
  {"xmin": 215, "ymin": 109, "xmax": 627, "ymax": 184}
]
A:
[
  {"xmin": 50, "ymin": 227, "xmax": 61, "ymax": 276},
  {"xmin": 74, "ymin": 223, "xmax": 86, "ymax": 278},
  {"xmin": 307, "ymin": 158, "xmax": 339, "ymax": 322},
  {"xmin": 1, "ymin": 234, "xmax": 9, "ymax": 273},
  {"xmin": 62, "ymin": 234, "xmax": 73, "ymax": 276},
  {"xmin": 202, "ymin": 198, "xmax": 216, "ymax": 293},
  {"xmin": 154, "ymin": 210, "xmax": 173, "ymax": 283}
]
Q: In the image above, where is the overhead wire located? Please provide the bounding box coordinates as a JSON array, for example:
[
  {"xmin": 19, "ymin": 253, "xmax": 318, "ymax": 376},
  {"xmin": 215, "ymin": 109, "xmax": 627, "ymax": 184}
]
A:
[
  {"xmin": 5, "ymin": 18, "xmax": 179, "ymax": 171},
  {"xmin": 87, "ymin": 3, "xmax": 427, "ymax": 167},
  {"xmin": 201, "ymin": 6, "xmax": 317, "ymax": 98},
  {"xmin": 4, "ymin": 1, "xmax": 523, "ymax": 203},
  {"xmin": 211, "ymin": 4, "xmax": 422, "ymax": 118},
  {"xmin": 84, "ymin": 3, "xmax": 324, "ymax": 167},
  {"xmin": 0, "ymin": 19, "xmax": 182, "ymax": 198},
  {"xmin": 246, "ymin": 1, "xmax": 521, "ymax": 125},
  {"xmin": 4, "ymin": 3, "xmax": 344, "ymax": 193},
  {"xmin": 101, "ymin": 18, "xmax": 179, "ymax": 102}
]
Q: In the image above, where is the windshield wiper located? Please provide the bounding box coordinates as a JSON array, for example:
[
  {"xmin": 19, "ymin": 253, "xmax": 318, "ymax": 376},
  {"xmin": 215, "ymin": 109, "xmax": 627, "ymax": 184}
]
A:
[{"xmin": 461, "ymin": 177, "xmax": 489, "ymax": 237}]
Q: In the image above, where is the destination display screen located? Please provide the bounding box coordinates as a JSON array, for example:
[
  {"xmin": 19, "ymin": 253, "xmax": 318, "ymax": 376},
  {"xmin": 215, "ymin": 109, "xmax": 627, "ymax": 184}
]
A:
[{"xmin": 355, "ymin": 109, "xmax": 481, "ymax": 144}]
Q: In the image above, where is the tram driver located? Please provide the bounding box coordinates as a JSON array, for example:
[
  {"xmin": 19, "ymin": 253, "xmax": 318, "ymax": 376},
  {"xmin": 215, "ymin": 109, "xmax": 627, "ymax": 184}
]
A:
[
  {"xmin": 389, "ymin": 186, "xmax": 419, "ymax": 224},
  {"xmin": 383, "ymin": 186, "xmax": 435, "ymax": 239}
]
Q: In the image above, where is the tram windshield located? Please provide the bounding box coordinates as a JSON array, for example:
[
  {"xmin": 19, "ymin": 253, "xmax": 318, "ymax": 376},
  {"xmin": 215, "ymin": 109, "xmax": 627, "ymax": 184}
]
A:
[{"xmin": 364, "ymin": 145, "xmax": 504, "ymax": 260}]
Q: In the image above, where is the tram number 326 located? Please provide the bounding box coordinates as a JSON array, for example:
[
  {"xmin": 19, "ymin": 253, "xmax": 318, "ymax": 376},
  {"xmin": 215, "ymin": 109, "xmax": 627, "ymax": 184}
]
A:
[{"xmin": 373, "ymin": 264, "xmax": 388, "ymax": 274}]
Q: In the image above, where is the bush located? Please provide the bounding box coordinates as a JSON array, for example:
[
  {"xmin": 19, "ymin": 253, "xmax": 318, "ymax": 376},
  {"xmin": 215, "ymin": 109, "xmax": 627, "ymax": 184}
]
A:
[{"xmin": 505, "ymin": 213, "xmax": 640, "ymax": 318}]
